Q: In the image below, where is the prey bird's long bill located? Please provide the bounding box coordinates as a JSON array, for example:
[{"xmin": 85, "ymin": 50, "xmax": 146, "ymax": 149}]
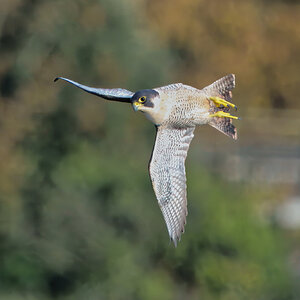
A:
[{"xmin": 54, "ymin": 77, "xmax": 134, "ymax": 102}]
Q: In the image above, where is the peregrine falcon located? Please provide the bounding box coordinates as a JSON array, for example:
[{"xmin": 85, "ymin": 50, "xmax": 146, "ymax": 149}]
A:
[{"xmin": 54, "ymin": 74, "xmax": 238, "ymax": 246}]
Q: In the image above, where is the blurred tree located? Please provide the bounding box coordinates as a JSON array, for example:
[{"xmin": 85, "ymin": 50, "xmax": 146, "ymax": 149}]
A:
[{"xmin": 146, "ymin": 0, "xmax": 300, "ymax": 111}]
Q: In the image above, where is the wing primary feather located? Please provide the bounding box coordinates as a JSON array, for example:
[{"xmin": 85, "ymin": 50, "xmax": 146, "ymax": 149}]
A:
[
  {"xmin": 149, "ymin": 126, "xmax": 195, "ymax": 246},
  {"xmin": 54, "ymin": 77, "xmax": 134, "ymax": 102}
]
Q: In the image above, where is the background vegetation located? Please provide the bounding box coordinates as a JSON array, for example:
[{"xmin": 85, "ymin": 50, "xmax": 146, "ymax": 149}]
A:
[{"xmin": 0, "ymin": 0, "xmax": 299, "ymax": 299}]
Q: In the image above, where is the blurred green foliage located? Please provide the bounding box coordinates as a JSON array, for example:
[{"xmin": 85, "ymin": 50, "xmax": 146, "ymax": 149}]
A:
[{"xmin": 0, "ymin": 0, "xmax": 299, "ymax": 299}]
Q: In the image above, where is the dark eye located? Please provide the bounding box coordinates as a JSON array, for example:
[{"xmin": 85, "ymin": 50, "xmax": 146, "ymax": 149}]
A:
[{"xmin": 138, "ymin": 96, "xmax": 146, "ymax": 103}]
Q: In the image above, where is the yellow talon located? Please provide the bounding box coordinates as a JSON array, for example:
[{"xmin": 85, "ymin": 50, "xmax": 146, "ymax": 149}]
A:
[
  {"xmin": 209, "ymin": 96, "xmax": 237, "ymax": 110},
  {"xmin": 209, "ymin": 111, "xmax": 239, "ymax": 120}
]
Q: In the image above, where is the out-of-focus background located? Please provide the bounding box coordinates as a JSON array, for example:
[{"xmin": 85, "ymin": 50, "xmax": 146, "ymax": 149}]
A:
[{"xmin": 1, "ymin": 0, "xmax": 300, "ymax": 299}]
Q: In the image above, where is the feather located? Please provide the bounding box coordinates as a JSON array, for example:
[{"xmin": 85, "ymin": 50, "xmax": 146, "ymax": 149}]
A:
[{"xmin": 54, "ymin": 77, "xmax": 134, "ymax": 102}]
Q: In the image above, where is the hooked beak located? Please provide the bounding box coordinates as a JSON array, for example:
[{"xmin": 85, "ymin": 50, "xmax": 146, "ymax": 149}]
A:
[{"xmin": 133, "ymin": 102, "xmax": 142, "ymax": 112}]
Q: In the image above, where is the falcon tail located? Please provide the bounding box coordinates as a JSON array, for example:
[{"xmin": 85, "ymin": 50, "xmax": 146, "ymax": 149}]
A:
[
  {"xmin": 205, "ymin": 74, "xmax": 238, "ymax": 140},
  {"xmin": 209, "ymin": 117, "xmax": 237, "ymax": 140}
]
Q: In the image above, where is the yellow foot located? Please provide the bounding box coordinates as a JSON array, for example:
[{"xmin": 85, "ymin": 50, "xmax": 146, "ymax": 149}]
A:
[
  {"xmin": 209, "ymin": 96, "xmax": 237, "ymax": 110},
  {"xmin": 209, "ymin": 111, "xmax": 240, "ymax": 120}
]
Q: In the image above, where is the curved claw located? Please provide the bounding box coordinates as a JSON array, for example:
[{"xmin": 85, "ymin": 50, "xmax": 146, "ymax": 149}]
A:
[
  {"xmin": 209, "ymin": 111, "xmax": 239, "ymax": 120},
  {"xmin": 209, "ymin": 96, "xmax": 237, "ymax": 111}
]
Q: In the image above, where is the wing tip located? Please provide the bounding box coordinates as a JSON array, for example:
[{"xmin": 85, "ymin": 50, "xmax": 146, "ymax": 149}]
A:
[
  {"xmin": 171, "ymin": 237, "xmax": 178, "ymax": 247},
  {"xmin": 167, "ymin": 208, "xmax": 188, "ymax": 248},
  {"xmin": 171, "ymin": 236, "xmax": 179, "ymax": 247},
  {"xmin": 54, "ymin": 77, "xmax": 64, "ymax": 83},
  {"xmin": 170, "ymin": 228, "xmax": 185, "ymax": 247}
]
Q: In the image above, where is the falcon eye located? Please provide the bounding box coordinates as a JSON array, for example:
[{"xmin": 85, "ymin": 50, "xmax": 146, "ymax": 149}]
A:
[{"xmin": 138, "ymin": 96, "xmax": 147, "ymax": 103}]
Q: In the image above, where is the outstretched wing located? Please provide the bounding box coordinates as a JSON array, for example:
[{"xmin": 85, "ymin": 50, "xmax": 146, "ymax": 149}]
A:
[
  {"xmin": 54, "ymin": 77, "xmax": 134, "ymax": 102},
  {"xmin": 149, "ymin": 125, "xmax": 195, "ymax": 246}
]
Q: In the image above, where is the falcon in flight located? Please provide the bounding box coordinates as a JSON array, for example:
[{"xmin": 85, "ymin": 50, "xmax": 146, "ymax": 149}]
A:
[{"xmin": 55, "ymin": 74, "xmax": 238, "ymax": 246}]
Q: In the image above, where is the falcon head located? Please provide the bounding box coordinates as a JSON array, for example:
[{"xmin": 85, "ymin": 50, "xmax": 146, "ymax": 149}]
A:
[
  {"xmin": 131, "ymin": 89, "xmax": 159, "ymax": 111},
  {"xmin": 131, "ymin": 89, "xmax": 166, "ymax": 125}
]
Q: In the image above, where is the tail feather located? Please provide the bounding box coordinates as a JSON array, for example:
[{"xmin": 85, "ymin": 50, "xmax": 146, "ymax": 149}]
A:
[
  {"xmin": 203, "ymin": 74, "xmax": 235, "ymax": 103},
  {"xmin": 209, "ymin": 119, "xmax": 237, "ymax": 140},
  {"xmin": 204, "ymin": 74, "xmax": 238, "ymax": 140}
]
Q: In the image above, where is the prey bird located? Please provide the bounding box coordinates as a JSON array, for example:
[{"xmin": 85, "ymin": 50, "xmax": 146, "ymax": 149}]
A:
[{"xmin": 54, "ymin": 74, "xmax": 239, "ymax": 246}]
